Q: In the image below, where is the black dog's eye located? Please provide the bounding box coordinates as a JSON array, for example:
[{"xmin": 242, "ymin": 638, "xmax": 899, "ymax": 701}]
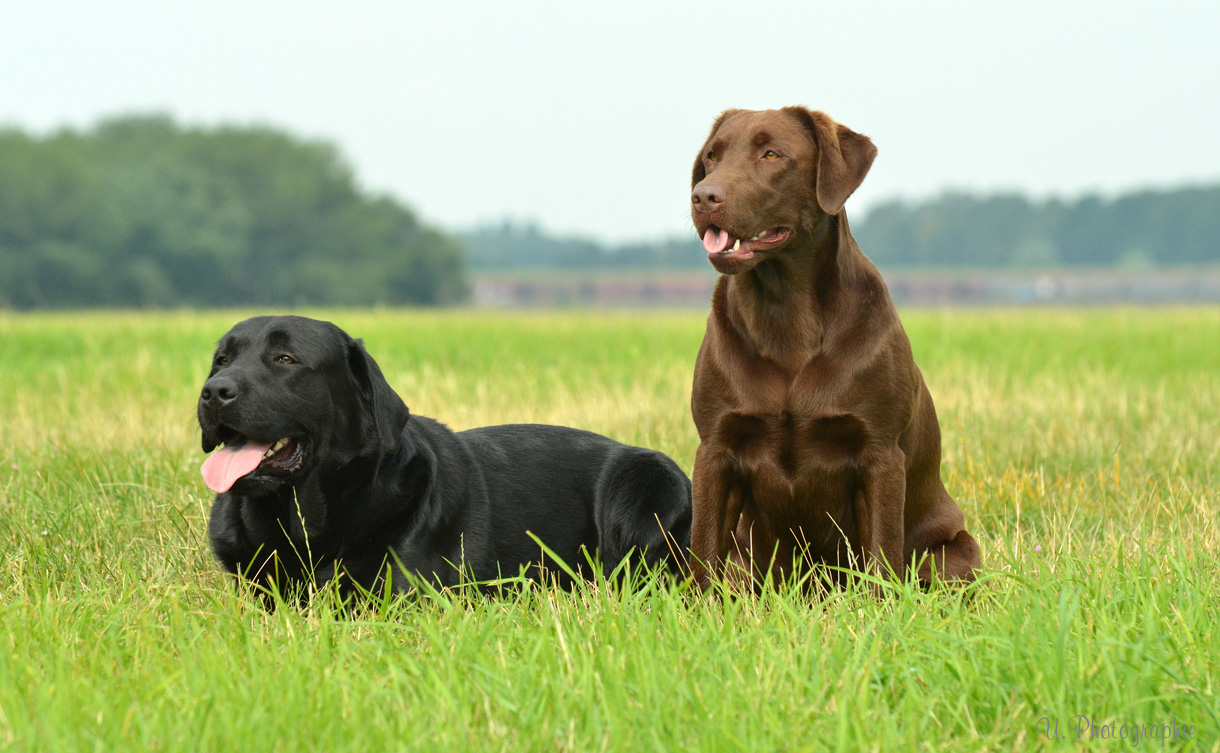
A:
[
  {"xmin": 215, "ymin": 355, "xmax": 229, "ymax": 367},
  {"xmin": 763, "ymin": 150, "xmax": 781, "ymax": 160},
  {"xmin": 275, "ymin": 354, "xmax": 296, "ymax": 365}
]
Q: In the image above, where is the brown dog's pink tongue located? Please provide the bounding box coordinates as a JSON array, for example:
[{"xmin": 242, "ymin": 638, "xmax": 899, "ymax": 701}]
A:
[
  {"xmin": 703, "ymin": 227, "xmax": 732, "ymax": 253},
  {"xmin": 201, "ymin": 441, "xmax": 273, "ymax": 493}
]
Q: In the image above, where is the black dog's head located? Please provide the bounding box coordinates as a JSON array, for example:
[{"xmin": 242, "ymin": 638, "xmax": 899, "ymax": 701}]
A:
[{"xmin": 198, "ymin": 315, "xmax": 410, "ymax": 496}]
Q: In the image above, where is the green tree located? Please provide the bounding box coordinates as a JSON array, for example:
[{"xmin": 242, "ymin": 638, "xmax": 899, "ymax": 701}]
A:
[{"xmin": 0, "ymin": 116, "xmax": 467, "ymax": 309}]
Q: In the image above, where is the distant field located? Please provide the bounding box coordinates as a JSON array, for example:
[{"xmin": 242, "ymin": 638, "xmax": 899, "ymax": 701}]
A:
[
  {"xmin": 467, "ymin": 267, "xmax": 1220, "ymax": 307},
  {"xmin": 1, "ymin": 308, "xmax": 1217, "ymax": 751}
]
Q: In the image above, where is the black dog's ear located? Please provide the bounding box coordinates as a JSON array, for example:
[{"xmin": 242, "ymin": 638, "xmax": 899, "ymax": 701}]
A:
[
  {"xmin": 787, "ymin": 107, "xmax": 877, "ymax": 215},
  {"xmin": 346, "ymin": 337, "xmax": 411, "ymax": 454},
  {"xmin": 692, "ymin": 108, "xmax": 744, "ymax": 187}
]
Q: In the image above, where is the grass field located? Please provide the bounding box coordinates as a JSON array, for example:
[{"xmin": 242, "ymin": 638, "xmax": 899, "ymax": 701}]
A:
[{"xmin": 1, "ymin": 307, "xmax": 1217, "ymax": 751}]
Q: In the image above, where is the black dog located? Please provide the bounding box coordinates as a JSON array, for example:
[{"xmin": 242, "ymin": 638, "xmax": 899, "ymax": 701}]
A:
[{"xmin": 197, "ymin": 315, "xmax": 692, "ymax": 597}]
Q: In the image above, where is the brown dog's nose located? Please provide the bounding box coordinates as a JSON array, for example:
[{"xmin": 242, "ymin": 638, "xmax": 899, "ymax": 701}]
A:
[
  {"xmin": 200, "ymin": 376, "xmax": 239, "ymax": 408},
  {"xmin": 692, "ymin": 184, "xmax": 726, "ymax": 211}
]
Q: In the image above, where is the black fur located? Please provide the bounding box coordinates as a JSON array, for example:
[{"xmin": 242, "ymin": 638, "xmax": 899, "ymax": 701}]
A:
[{"xmin": 198, "ymin": 315, "xmax": 692, "ymax": 597}]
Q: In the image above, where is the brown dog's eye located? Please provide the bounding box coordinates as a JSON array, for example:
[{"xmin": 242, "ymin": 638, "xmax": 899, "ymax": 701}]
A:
[
  {"xmin": 764, "ymin": 150, "xmax": 780, "ymax": 160},
  {"xmin": 275, "ymin": 354, "xmax": 295, "ymax": 365},
  {"xmin": 706, "ymin": 150, "xmax": 716, "ymax": 161}
]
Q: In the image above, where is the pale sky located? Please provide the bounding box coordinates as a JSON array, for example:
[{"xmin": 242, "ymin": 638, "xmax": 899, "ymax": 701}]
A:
[{"xmin": 2, "ymin": 1, "xmax": 1217, "ymax": 243}]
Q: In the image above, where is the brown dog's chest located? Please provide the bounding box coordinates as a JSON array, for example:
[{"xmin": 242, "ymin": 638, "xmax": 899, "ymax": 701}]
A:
[
  {"xmin": 715, "ymin": 405, "xmax": 868, "ymax": 474},
  {"xmin": 715, "ymin": 401, "xmax": 866, "ymax": 557},
  {"xmin": 697, "ymin": 346, "xmax": 882, "ymax": 537},
  {"xmin": 704, "ymin": 342, "xmax": 880, "ymax": 469},
  {"xmin": 699, "ymin": 379, "xmax": 872, "ymax": 562}
]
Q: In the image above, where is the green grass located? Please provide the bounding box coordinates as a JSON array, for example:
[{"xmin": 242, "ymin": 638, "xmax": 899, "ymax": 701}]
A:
[{"xmin": 1, "ymin": 307, "xmax": 1217, "ymax": 751}]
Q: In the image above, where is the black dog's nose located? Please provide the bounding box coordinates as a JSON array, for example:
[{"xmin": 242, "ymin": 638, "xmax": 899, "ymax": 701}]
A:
[
  {"xmin": 200, "ymin": 376, "xmax": 239, "ymax": 407},
  {"xmin": 692, "ymin": 183, "xmax": 726, "ymax": 211}
]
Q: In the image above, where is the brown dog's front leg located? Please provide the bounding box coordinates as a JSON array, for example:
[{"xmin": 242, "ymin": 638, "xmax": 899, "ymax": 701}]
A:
[
  {"xmin": 856, "ymin": 448, "xmax": 907, "ymax": 579},
  {"xmin": 690, "ymin": 445, "xmax": 742, "ymax": 590}
]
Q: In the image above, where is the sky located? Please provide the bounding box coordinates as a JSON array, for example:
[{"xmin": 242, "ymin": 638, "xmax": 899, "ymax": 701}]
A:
[{"xmin": 2, "ymin": 1, "xmax": 1217, "ymax": 243}]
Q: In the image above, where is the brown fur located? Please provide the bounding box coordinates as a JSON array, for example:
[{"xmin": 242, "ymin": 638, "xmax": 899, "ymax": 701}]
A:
[{"xmin": 688, "ymin": 107, "xmax": 979, "ymax": 589}]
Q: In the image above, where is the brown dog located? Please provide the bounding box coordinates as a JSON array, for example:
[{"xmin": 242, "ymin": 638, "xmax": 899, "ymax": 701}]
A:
[{"xmin": 688, "ymin": 107, "xmax": 979, "ymax": 589}]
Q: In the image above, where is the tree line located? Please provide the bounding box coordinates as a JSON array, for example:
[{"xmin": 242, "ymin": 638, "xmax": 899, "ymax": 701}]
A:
[
  {"xmin": 462, "ymin": 187, "xmax": 1220, "ymax": 272},
  {"xmin": 0, "ymin": 116, "xmax": 466, "ymax": 309},
  {"xmin": 2, "ymin": 114, "xmax": 1217, "ymax": 310},
  {"xmin": 458, "ymin": 221, "xmax": 705, "ymax": 271},
  {"xmin": 855, "ymin": 188, "xmax": 1220, "ymax": 269}
]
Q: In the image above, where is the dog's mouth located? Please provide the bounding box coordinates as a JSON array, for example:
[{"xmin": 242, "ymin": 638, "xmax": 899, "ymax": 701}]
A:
[
  {"xmin": 702, "ymin": 225, "xmax": 792, "ymax": 264},
  {"xmin": 200, "ymin": 430, "xmax": 306, "ymax": 493}
]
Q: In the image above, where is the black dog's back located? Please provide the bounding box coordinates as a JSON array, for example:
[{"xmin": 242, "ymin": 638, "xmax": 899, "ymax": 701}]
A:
[{"xmin": 457, "ymin": 424, "xmax": 692, "ymax": 580}]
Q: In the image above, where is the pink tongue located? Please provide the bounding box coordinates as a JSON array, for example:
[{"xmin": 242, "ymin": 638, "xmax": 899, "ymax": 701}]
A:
[
  {"xmin": 201, "ymin": 441, "xmax": 273, "ymax": 493},
  {"xmin": 703, "ymin": 227, "xmax": 732, "ymax": 254}
]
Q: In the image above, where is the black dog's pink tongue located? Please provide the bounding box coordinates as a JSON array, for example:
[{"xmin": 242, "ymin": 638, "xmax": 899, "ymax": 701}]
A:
[
  {"xmin": 201, "ymin": 441, "xmax": 272, "ymax": 493},
  {"xmin": 703, "ymin": 227, "xmax": 732, "ymax": 254}
]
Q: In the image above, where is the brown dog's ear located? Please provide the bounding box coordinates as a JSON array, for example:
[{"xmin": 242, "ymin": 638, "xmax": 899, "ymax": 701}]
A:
[
  {"xmin": 691, "ymin": 108, "xmax": 744, "ymax": 187},
  {"xmin": 346, "ymin": 337, "xmax": 411, "ymax": 454},
  {"xmin": 788, "ymin": 107, "xmax": 877, "ymax": 215}
]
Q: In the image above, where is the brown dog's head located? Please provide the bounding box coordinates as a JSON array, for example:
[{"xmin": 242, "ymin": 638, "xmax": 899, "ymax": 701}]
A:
[{"xmin": 691, "ymin": 107, "xmax": 877, "ymax": 274}]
